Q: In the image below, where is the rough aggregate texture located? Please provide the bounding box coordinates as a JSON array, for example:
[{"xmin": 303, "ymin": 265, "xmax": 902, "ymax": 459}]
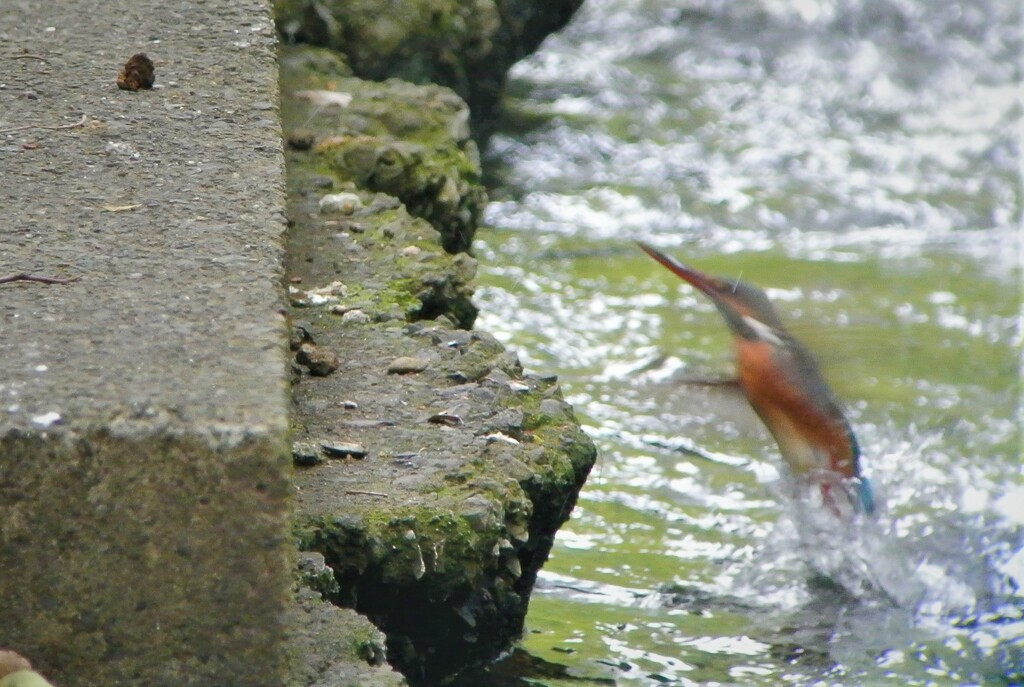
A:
[
  {"xmin": 287, "ymin": 563, "xmax": 408, "ymax": 687},
  {"xmin": 273, "ymin": 0, "xmax": 585, "ymax": 142},
  {"xmin": 0, "ymin": 2, "xmax": 293, "ymax": 685},
  {"xmin": 280, "ymin": 44, "xmax": 597, "ymax": 684},
  {"xmin": 281, "ymin": 45, "xmax": 485, "ymax": 253}
]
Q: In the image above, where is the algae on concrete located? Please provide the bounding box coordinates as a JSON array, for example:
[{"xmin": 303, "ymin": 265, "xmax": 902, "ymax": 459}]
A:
[
  {"xmin": 279, "ymin": 43, "xmax": 597, "ymax": 683},
  {"xmin": 274, "ymin": 0, "xmax": 585, "ymax": 141},
  {"xmin": 287, "ymin": 317, "xmax": 595, "ymax": 684},
  {"xmin": 281, "ymin": 45, "xmax": 485, "ymax": 254},
  {"xmin": 288, "ymin": 586, "xmax": 408, "ymax": 687}
]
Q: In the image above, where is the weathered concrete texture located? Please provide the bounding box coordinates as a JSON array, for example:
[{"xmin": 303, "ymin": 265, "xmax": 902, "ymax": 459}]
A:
[
  {"xmin": 280, "ymin": 50, "xmax": 597, "ymax": 682},
  {"xmin": 274, "ymin": 0, "xmax": 585, "ymax": 141},
  {"xmin": 280, "ymin": 45, "xmax": 486, "ymax": 254},
  {"xmin": 287, "ymin": 554, "xmax": 408, "ymax": 687},
  {"xmin": 0, "ymin": 2, "xmax": 293, "ymax": 685}
]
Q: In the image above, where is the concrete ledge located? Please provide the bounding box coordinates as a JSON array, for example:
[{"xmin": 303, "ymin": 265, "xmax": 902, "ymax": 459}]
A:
[
  {"xmin": 280, "ymin": 47, "xmax": 597, "ymax": 684},
  {"xmin": 0, "ymin": 1, "xmax": 293, "ymax": 685}
]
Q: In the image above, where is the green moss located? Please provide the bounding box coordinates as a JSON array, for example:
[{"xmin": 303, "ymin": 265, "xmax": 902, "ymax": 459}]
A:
[{"xmin": 279, "ymin": 44, "xmax": 485, "ymax": 253}]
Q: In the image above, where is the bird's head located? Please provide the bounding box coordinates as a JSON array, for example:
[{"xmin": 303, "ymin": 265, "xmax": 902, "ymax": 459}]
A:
[{"xmin": 639, "ymin": 243, "xmax": 786, "ymax": 343}]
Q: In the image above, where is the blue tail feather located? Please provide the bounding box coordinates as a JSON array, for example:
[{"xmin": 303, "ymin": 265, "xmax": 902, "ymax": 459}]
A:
[{"xmin": 857, "ymin": 476, "xmax": 875, "ymax": 515}]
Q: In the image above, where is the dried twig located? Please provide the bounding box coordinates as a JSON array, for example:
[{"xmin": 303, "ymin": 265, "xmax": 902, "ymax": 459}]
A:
[
  {"xmin": 97, "ymin": 204, "xmax": 142, "ymax": 213},
  {"xmin": 0, "ymin": 273, "xmax": 80, "ymax": 286},
  {"xmin": 343, "ymin": 490, "xmax": 388, "ymax": 497},
  {"xmin": 0, "ymin": 113, "xmax": 88, "ymax": 135},
  {"xmin": 13, "ymin": 54, "xmax": 49, "ymax": 62}
]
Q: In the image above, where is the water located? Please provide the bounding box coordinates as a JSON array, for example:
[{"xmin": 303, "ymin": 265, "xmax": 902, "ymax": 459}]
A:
[{"xmin": 470, "ymin": 0, "xmax": 1023, "ymax": 684}]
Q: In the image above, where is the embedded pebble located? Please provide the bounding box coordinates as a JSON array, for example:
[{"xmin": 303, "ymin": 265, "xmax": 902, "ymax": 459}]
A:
[
  {"xmin": 30, "ymin": 411, "xmax": 61, "ymax": 428},
  {"xmin": 387, "ymin": 356, "xmax": 430, "ymax": 374},
  {"xmin": 289, "ymin": 320, "xmax": 315, "ymax": 350},
  {"xmin": 460, "ymin": 494, "xmax": 501, "ymax": 533},
  {"xmin": 340, "ymin": 308, "xmax": 370, "ymax": 325},
  {"xmin": 483, "ymin": 369, "xmax": 510, "ymax": 385},
  {"xmin": 291, "ymin": 280, "xmax": 347, "ymax": 307},
  {"xmin": 538, "ymin": 399, "xmax": 568, "ymax": 417},
  {"xmin": 295, "ymin": 90, "xmax": 353, "ymax": 108},
  {"xmin": 297, "ymin": 551, "xmax": 341, "ymax": 597},
  {"xmin": 287, "ymin": 129, "xmax": 315, "ymax": 150},
  {"xmin": 483, "ymin": 433, "xmax": 520, "ymax": 446},
  {"xmin": 321, "ymin": 441, "xmax": 368, "ymax": 459},
  {"xmin": 400, "ymin": 245, "xmax": 422, "ymax": 257},
  {"xmin": 296, "ymin": 343, "xmax": 340, "ymax": 377},
  {"xmin": 428, "ymin": 412, "xmax": 463, "ymax": 426},
  {"xmin": 292, "ymin": 442, "xmax": 324, "ymax": 466},
  {"xmin": 319, "ymin": 192, "xmax": 362, "ymax": 215}
]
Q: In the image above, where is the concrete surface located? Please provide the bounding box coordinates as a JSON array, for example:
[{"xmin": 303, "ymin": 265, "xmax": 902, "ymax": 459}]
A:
[
  {"xmin": 274, "ymin": 0, "xmax": 586, "ymax": 142},
  {"xmin": 280, "ymin": 48, "xmax": 596, "ymax": 683},
  {"xmin": 0, "ymin": 1, "xmax": 293, "ymax": 685}
]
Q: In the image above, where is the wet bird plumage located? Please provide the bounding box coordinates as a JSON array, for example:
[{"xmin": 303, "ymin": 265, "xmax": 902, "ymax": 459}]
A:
[{"xmin": 639, "ymin": 243, "xmax": 874, "ymax": 515}]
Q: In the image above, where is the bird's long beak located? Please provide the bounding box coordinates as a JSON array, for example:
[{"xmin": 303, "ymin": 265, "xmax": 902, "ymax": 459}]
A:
[{"xmin": 637, "ymin": 242, "xmax": 726, "ymax": 302}]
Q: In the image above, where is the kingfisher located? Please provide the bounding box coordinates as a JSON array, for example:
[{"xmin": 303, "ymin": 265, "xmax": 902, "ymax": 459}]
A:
[{"xmin": 639, "ymin": 243, "xmax": 874, "ymax": 516}]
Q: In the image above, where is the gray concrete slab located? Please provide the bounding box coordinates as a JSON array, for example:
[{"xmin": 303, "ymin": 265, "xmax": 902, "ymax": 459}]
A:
[{"xmin": 0, "ymin": 2, "xmax": 293, "ymax": 685}]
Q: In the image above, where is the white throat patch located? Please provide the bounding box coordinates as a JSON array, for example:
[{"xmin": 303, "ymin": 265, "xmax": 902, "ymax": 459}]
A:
[{"xmin": 742, "ymin": 315, "xmax": 784, "ymax": 345}]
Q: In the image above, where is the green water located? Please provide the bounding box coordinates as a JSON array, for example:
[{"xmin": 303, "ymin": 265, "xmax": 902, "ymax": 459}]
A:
[{"xmin": 469, "ymin": 0, "xmax": 1022, "ymax": 684}]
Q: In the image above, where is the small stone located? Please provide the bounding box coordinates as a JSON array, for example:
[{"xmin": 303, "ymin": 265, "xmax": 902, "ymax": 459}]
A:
[
  {"xmin": 497, "ymin": 350, "xmax": 524, "ymax": 375},
  {"xmin": 291, "ymin": 280, "xmax": 347, "ymax": 307},
  {"xmin": 505, "ymin": 556, "xmax": 522, "ymax": 579},
  {"xmin": 539, "ymin": 398, "xmax": 568, "ymax": 418},
  {"xmin": 296, "ymin": 343, "xmax": 339, "ymax": 377},
  {"xmin": 289, "ymin": 320, "xmax": 315, "ymax": 350},
  {"xmin": 340, "ymin": 308, "xmax": 370, "ymax": 325},
  {"xmin": 507, "ymin": 521, "xmax": 530, "ymax": 544},
  {"xmin": 483, "ymin": 368, "xmax": 511, "ymax": 385},
  {"xmin": 321, "ymin": 441, "xmax": 368, "ymax": 459},
  {"xmin": 295, "ymin": 89, "xmax": 353, "ymax": 108},
  {"xmin": 387, "ymin": 356, "xmax": 430, "ymax": 374},
  {"xmin": 291, "ymin": 441, "xmax": 324, "ymax": 466},
  {"xmin": 460, "ymin": 494, "xmax": 501, "ymax": 533},
  {"xmin": 319, "ymin": 192, "xmax": 362, "ymax": 215},
  {"xmin": 297, "ymin": 551, "xmax": 340, "ymax": 597},
  {"xmin": 452, "ymin": 252, "xmax": 478, "ymax": 282},
  {"xmin": 486, "ymin": 408, "xmax": 523, "ymax": 433},
  {"xmin": 339, "ymin": 400, "xmax": 359, "ymax": 409},
  {"xmin": 483, "ymin": 432, "xmax": 519, "ymax": 446},
  {"xmin": 287, "ymin": 129, "xmax": 315, "ymax": 150},
  {"xmin": 392, "ymin": 452, "xmax": 419, "ymax": 468},
  {"xmin": 297, "ymin": 551, "xmax": 328, "ymax": 574},
  {"xmin": 428, "ymin": 412, "xmax": 463, "ymax": 426},
  {"xmin": 443, "ymin": 331, "xmax": 474, "ymax": 349},
  {"xmin": 399, "ymin": 245, "xmax": 421, "ymax": 257}
]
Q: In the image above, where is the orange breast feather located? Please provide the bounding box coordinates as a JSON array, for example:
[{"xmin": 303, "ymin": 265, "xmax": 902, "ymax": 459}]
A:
[{"xmin": 734, "ymin": 340, "xmax": 856, "ymax": 478}]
